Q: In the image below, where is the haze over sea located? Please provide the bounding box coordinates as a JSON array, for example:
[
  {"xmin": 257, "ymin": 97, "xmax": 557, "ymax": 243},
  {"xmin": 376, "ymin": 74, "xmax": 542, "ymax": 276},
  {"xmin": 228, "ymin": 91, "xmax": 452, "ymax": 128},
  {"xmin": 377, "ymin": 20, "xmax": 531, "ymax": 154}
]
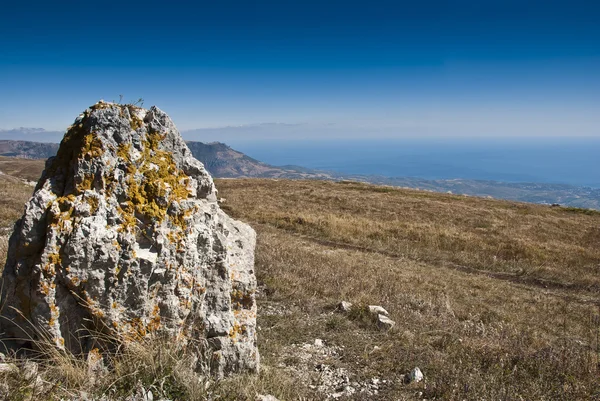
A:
[{"xmin": 229, "ymin": 137, "xmax": 600, "ymax": 189}]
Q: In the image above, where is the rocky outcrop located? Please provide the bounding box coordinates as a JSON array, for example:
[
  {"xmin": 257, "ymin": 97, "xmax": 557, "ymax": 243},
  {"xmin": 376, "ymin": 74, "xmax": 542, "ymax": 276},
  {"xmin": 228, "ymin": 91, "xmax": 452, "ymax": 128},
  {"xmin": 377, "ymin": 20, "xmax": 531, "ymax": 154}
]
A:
[{"xmin": 0, "ymin": 101, "xmax": 259, "ymax": 377}]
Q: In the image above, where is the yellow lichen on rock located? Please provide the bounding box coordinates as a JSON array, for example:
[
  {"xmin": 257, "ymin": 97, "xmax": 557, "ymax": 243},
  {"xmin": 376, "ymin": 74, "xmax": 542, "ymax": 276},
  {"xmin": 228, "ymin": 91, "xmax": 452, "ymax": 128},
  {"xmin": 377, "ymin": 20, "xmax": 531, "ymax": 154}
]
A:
[
  {"xmin": 229, "ymin": 322, "xmax": 247, "ymax": 340},
  {"xmin": 115, "ymin": 125, "xmax": 192, "ymax": 230},
  {"xmin": 77, "ymin": 173, "xmax": 95, "ymax": 193},
  {"xmin": 117, "ymin": 142, "xmax": 131, "ymax": 160},
  {"xmin": 231, "ymin": 288, "xmax": 255, "ymax": 310},
  {"xmin": 87, "ymin": 196, "xmax": 100, "ymax": 214},
  {"xmin": 81, "ymin": 133, "xmax": 104, "ymax": 160},
  {"xmin": 147, "ymin": 304, "xmax": 161, "ymax": 332},
  {"xmin": 129, "ymin": 107, "xmax": 143, "ymax": 130}
]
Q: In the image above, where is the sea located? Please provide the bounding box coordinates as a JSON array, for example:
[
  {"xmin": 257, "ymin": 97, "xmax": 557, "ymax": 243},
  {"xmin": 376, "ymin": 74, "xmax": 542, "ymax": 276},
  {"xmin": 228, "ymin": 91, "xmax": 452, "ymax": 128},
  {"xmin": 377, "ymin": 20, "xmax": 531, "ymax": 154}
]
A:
[{"xmin": 227, "ymin": 137, "xmax": 600, "ymax": 189}]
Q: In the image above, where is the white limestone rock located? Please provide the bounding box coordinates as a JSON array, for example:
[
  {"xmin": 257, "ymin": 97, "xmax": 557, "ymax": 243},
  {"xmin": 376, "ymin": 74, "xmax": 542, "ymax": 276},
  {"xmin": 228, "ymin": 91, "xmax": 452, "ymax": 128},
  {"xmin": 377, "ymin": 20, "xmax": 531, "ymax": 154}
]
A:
[
  {"xmin": 368, "ymin": 305, "xmax": 389, "ymax": 316},
  {"xmin": 0, "ymin": 363, "xmax": 17, "ymax": 374},
  {"xmin": 0, "ymin": 101, "xmax": 259, "ymax": 377},
  {"xmin": 336, "ymin": 301, "xmax": 353, "ymax": 313},
  {"xmin": 409, "ymin": 367, "xmax": 424, "ymax": 383},
  {"xmin": 256, "ymin": 395, "xmax": 280, "ymax": 401},
  {"xmin": 376, "ymin": 314, "xmax": 395, "ymax": 331}
]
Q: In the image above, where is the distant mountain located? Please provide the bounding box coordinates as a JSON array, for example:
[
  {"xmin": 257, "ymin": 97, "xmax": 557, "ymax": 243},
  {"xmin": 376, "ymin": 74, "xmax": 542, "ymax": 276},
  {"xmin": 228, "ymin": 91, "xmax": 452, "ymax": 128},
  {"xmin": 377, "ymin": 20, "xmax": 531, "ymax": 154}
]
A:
[
  {"xmin": 185, "ymin": 141, "xmax": 332, "ymax": 179},
  {"xmin": 0, "ymin": 139, "xmax": 598, "ymax": 210},
  {"xmin": 0, "ymin": 140, "xmax": 59, "ymax": 159},
  {"xmin": 0, "ymin": 139, "xmax": 332, "ymax": 179},
  {"xmin": 0, "ymin": 128, "xmax": 64, "ymax": 143}
]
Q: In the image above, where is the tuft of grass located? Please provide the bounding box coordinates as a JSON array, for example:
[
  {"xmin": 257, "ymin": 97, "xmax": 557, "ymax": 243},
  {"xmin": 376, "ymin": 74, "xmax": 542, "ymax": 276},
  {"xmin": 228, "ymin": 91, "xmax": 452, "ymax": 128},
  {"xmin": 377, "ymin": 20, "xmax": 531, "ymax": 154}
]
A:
[
  {"xmin": 346, "ymin": 303, "xmax": 380, "ymax": 329},
  {"xmin": 561, "ymin": 206, "xmax": 600, "ymax": 216},
  {"xmin": 0, "ymin": 330, "xmax": 305, "ymax": 400},
  {"xmin": 0, "ymin": 236, "xmax": 8, "ymax": 275}
]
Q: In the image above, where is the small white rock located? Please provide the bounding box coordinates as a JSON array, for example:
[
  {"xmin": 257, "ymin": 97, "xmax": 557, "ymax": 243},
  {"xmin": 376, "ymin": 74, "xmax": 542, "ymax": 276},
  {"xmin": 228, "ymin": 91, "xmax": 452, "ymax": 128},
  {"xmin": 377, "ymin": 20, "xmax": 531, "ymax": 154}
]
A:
[
  {"xmin": 337, "ymin": 301, "xmax": 353, "ymax": 312},
  {"xmin": 410, "ymin": 367, "xmax": 424, "ymax": 383},
  {"xmin": 143, "ymin": 388, "xmax": 154, "ymax": 401},
  {"xmin": 376, "ymin": 314, "xmax": 395, "ymax": 331},
  {"xmin": 314, "ymin": 338, "xmax": 324, "ymax": 347},
  {"xmin": 22, "ymin": 361, "xmax": 39, "ymax": 381},
  {"xmin": 256, "ymin": 395, "xmax": 279, "ymax": 401},
  {"xmin": 368, "ymin": 305, "xmax": 389, "ymax": 316},
  {"xmin": 0, "ymin": 362, "xmax": 17, "ymax": 373}
]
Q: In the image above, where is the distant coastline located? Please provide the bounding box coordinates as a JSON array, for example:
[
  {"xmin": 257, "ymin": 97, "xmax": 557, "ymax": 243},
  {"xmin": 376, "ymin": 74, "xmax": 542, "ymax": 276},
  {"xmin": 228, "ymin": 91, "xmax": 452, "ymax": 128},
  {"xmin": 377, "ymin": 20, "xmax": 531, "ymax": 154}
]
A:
[
  {"xmin": 228, "ymin": 137, "xmax": 600, "ymax": 189},
  {"xmin": 1, "ymin": 137, "xmax": 598, "ymax": 209}
]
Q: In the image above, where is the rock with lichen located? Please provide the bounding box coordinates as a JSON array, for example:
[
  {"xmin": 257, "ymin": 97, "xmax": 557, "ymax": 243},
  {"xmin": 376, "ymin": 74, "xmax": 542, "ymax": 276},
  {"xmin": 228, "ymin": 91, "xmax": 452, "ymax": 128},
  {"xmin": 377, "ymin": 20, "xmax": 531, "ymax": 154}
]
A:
[{"xmin": 0, "ymin": 101, "xmax": 259, "ymax": 377}]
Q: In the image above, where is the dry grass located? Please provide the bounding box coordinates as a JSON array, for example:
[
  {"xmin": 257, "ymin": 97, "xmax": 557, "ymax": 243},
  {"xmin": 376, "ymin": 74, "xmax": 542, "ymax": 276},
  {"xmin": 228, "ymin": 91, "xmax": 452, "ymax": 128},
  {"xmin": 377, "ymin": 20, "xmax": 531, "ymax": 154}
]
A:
[
  {"xmin": 0, "ymin": 175, "xmax": 34, "ymax": 231},
  {"xmin": 2, "ymin": 167, "xmax": 600, "ymax": 399},
  {"xmin": 0, "ymin": 332, "xmax": 306, "ymax": 400},
  {"xmin": 250, "ymin": 226, "xmax": 600, "ymax": 399},
  {"xmin": 216, "ymin": 179, "xmax": 600, "ymax": 400},
  {"xmin": 218, "ymin": 179, "xmax": 600, "ymax": 291},
  {"xmin": 0, "ymin": 156, "xmax": 46, "ymax": 182},
  {"xmin": 0, "ymin": 174, "xmax": 33, "ymax": 277}
]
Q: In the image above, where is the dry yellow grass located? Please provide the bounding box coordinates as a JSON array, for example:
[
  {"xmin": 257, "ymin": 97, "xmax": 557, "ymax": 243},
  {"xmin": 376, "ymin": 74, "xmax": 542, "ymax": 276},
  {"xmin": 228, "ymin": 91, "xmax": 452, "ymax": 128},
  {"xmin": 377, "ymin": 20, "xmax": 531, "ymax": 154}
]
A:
[
  {"xmin": 0, "ymin": 175, "xmax": 34, "ymax": 230},
  {"xmin": 218, "ymin": 179, "xmax": 600, "ymax": 291},
  {"xmin": 0, "ymin": 156, "xmax": 46, "ymax": 182},
  {"xmin": 2, "ymin": 165, "xmax": 600, "ymax": 399},
  {"xmin": 216, "ymin": 178, "xmax": 600, "ymax": 400},
  {"xmin": 0, "ymin": 174, "xmax": 34, "ymax": 276}
]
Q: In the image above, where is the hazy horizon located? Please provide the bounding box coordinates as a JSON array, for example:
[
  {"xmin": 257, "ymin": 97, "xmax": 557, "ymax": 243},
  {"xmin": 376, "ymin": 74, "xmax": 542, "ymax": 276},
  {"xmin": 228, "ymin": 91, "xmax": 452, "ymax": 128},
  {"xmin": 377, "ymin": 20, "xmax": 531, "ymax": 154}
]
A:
[
  {"xmin": 1, "ymin": 125, "xmax": 599, "ymax": 145},
  {"xmin": 1, "ymin": 130, "xmax": 598, "ymax": 189}
]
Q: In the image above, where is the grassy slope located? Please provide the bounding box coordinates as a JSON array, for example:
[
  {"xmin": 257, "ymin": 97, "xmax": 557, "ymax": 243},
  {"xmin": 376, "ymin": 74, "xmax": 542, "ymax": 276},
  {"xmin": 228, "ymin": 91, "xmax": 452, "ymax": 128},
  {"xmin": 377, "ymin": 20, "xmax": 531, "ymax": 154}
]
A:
[
  {"xmin": 216, "ymin": 179, "xmax": 600, "ymax": 400},
  {"xmin": 0, "ymin": 156, "xmax": 46, "ymax": 182},
  {"xmin": 0, "ymin": 173, "xmax": 37, "ymax": 266},
  {"xmin": 1, "ymin": 163, "xmax": 600, "ymax": 399}
]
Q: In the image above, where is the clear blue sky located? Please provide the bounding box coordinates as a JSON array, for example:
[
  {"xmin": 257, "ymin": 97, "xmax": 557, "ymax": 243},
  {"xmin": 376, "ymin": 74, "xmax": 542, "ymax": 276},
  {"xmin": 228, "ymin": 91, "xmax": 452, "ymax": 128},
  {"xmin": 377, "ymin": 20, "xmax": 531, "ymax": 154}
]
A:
[{"xmin": 1, "ymin": 0, "xmax": 599, "ymax": 138}]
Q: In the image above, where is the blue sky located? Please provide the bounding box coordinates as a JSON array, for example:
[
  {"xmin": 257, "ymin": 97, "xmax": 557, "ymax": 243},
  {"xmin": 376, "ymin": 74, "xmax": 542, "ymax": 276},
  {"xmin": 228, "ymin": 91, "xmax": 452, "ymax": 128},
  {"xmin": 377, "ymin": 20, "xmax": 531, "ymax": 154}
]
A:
[{"xmin": 1, "ymin": 0, "xmax": 599, "ymax": 139}]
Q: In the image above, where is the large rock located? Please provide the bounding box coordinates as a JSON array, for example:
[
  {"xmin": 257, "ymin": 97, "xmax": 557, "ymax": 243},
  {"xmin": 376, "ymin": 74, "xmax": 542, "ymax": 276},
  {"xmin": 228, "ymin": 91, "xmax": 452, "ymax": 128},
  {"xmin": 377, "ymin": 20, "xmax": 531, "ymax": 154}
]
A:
[{"xmin": 0, "ymin": 101, "xmax": 259, "ymax": 376}]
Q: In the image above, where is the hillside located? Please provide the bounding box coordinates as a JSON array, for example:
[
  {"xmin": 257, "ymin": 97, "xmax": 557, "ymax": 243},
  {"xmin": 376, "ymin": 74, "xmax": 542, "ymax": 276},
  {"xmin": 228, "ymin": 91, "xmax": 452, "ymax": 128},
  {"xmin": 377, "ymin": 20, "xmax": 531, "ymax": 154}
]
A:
[
  {"xmin": 1, "ymin": 163, "xmax": 599, "ymax": 399},
  {"xmin": 0, "ymin": 140, "xmax": 59, "ymax": 159},
  {"xmin": 219, "ymin": 179, "xmax": 600, "ymax": 399},
  {"xmin": 0, "ymin": 139, "xmax": 599, "ymax": 210},
  {"xmin": 185, "ymin": 141, "xmax": 332, "ymax": 179},
  {"xmin": 0, "ymin": 156, "xmax": 46, "ymax": 182},
  {"xmin": 0, "ymin": 139, "xmax": 331, "ymax": 180}
]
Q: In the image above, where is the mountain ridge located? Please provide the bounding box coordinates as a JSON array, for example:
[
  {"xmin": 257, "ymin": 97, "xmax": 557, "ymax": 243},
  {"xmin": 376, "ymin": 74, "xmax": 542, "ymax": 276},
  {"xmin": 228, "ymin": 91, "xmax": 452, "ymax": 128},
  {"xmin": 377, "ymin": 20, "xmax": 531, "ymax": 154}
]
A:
[
  {"xmin": 0, "ymin": 140, "xmax": 59, "ymax": 159},
  {"xmin": 0, "ymin": 138, "xmax": 598, "ymax": 209},
  {"xmin": 184, "ymin": 141, "xmax": 330, "ymax": 179}
]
